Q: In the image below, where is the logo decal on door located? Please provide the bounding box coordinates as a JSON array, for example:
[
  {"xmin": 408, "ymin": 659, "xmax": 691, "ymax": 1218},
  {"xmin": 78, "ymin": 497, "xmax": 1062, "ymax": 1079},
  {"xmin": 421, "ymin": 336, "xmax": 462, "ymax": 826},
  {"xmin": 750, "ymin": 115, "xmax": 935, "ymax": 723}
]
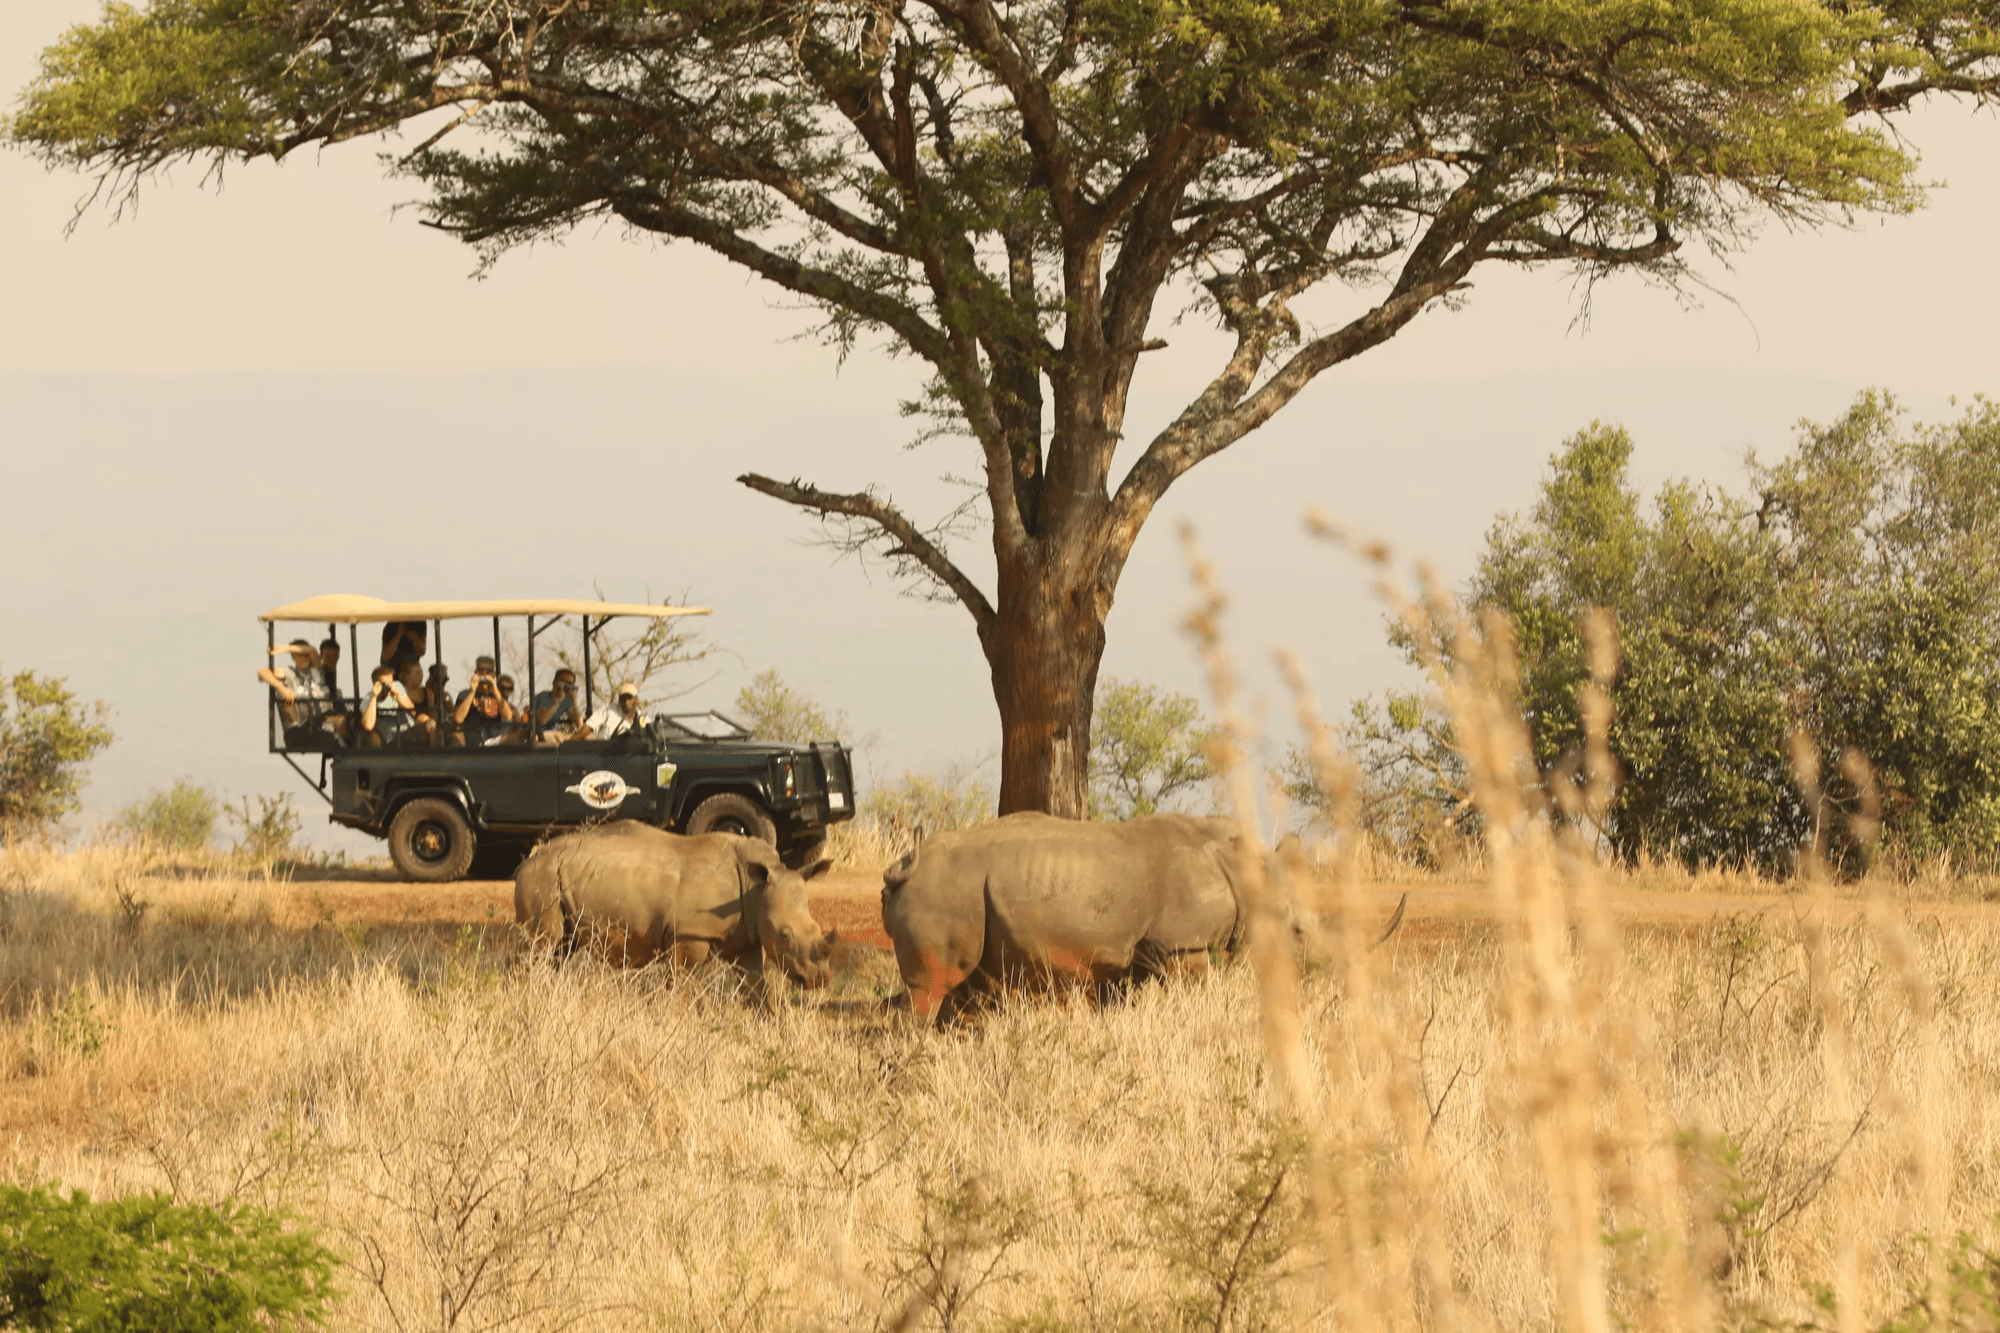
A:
[{"xmin": 566, "ymin": 770, "xmax": 641, "ymax": 810}]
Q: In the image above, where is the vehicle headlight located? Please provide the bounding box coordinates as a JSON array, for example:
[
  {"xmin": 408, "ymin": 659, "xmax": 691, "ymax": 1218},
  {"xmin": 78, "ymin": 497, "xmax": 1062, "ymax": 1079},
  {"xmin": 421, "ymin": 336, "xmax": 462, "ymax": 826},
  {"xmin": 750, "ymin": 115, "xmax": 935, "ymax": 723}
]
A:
[{"xmin": 775, "ymin": 757, "xmax": 795, "ymax": 798}]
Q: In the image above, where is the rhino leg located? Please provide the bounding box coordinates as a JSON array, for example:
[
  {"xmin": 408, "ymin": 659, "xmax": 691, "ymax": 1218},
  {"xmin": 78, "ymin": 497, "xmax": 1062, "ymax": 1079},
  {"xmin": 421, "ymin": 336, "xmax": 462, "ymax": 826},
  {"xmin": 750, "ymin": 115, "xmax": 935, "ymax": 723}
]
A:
[
  {"xmin": 513, "ymin": 858, "xmax": 570, "ymax": 959},
  {"xmin": 727, "ymin": 949, "xmax": 772, "ymax": 1010},
  {"xmin": 1125, "ymin": 938, "xmax": 1215, "ymax": 990},
  {"xmin": 886, "ymin": 907, "xmax": 983, "ymax": 1022}
]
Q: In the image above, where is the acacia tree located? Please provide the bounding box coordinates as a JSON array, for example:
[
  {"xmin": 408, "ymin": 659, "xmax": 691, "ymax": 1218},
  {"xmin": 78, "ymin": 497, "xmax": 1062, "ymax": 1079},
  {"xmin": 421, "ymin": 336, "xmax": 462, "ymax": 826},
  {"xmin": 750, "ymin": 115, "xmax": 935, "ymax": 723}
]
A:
[{"xmin": 12, "ymin": 0, "xmax": 1995, "ymax": 815}]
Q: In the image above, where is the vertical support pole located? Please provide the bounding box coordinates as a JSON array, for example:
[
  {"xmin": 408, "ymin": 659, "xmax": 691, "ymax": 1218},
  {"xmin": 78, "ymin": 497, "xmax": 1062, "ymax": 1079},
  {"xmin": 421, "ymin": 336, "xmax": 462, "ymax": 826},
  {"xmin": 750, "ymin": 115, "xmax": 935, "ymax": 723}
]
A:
[
  {"xmin": 266, "ymin": 621, "xmax": 277, "ymax": 753},
  {"xmin": 583, "ymin": 618, "xmax": 595, "ymax": 716},
  {"xmin": 527, "ymin": 615, "xmax": 538, "ymax": 745},
  {"xmin": 492, "ymin": 617, "xmax": 501, "ymax": 676},
  {"xmin": 349, "ymin": 624, "xmax": 360, "ymax": 743}
]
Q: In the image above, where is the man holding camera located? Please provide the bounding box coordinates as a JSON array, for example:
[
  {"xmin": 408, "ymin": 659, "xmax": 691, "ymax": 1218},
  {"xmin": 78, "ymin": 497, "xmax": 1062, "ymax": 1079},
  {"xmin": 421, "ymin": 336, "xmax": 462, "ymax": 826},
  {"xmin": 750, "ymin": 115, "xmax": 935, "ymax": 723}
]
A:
[
  {"xmin": 532, "ymin": 668, "xmax": 585, "ymax": 742},
  {"xmin": 453, "ymin": 655, "xmax": 517, "ymax": 746}
]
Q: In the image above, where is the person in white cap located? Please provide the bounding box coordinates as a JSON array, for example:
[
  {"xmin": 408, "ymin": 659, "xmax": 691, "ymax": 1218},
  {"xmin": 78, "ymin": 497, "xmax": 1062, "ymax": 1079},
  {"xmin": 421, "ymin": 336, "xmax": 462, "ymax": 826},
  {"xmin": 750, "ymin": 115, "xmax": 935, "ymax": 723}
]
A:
[{"xmin": 581, "ymin": 680, "xmax": 648, "ymax": 739}]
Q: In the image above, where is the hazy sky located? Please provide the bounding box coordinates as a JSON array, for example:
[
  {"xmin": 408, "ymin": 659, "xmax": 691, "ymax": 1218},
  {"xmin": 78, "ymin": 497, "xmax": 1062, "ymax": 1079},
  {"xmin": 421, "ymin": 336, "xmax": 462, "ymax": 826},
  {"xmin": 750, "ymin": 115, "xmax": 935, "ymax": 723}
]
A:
[{"xmin": 3, "ymin": 1, "xmax": 1996, "ymax": 850}]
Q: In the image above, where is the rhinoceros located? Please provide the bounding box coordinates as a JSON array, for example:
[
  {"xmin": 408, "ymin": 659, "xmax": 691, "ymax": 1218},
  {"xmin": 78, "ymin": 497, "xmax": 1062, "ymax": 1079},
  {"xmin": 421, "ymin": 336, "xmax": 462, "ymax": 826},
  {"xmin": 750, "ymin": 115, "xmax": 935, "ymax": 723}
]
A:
[
  {"xmin": 880, "ymin": 811, "xmax": 1257, "ymax": 1021},
  {"xmin": 515, "ymin": 822, "xmax": 835, "ymax": 995}
]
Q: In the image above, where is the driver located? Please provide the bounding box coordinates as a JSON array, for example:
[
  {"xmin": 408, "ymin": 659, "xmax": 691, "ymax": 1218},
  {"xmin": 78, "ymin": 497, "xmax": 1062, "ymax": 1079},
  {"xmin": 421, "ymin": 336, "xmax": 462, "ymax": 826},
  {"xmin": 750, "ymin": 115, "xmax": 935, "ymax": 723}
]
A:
[{"xmin": 581, "ymin": 680, "xmax": 648, "ymax": 739}]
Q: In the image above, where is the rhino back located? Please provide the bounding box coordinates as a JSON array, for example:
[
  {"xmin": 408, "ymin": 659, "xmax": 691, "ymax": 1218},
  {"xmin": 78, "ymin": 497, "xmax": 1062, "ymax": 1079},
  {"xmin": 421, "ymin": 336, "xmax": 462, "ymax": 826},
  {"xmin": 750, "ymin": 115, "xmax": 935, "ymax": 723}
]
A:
[
  {"xmin": 895, "ymin": 813, "xmax": 1238, "ymax": 967},
  {"xmin": 523, "ymin": 824, "xmax": 749, "ymax": 943}
]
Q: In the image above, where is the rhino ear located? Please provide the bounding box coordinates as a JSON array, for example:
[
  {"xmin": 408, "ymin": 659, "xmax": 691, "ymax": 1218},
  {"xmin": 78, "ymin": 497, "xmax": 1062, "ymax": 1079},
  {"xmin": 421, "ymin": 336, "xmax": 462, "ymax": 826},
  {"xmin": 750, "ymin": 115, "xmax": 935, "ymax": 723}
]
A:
[
  {"xmin": 802, "ymin": 857, "xmax": 833, "ymax": 882},
  {"xmin": 738, "ymin": 855, "xmax": 773, "ymax": 888}
]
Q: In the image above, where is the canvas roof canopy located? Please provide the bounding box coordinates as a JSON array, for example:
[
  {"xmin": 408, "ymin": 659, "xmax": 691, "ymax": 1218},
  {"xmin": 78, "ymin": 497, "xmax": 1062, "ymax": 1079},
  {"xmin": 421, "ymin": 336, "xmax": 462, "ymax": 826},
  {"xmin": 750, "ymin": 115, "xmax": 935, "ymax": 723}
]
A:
[{"xmin": 259, "ymin": 595, "xmax": 711, "ymax": 624}]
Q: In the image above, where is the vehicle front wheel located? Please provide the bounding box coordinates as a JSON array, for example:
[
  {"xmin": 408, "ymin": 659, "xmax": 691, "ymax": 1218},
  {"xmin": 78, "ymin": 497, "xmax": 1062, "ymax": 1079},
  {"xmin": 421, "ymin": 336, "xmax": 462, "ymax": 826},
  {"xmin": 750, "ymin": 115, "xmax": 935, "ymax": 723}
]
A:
[
  {"xmin": 388, "ymin": 797, "xmax": 477, "ymax": 883},
  {"xmin": 684, "ymin": 792, "xmax": 777, "ymax": 846}
]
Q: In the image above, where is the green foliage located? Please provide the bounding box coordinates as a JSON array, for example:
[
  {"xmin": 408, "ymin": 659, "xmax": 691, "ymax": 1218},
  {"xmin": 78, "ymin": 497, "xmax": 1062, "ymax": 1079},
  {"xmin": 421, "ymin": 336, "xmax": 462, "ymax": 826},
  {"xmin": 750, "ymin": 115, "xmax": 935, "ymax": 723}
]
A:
[
  {"xmin": 1136, "ymin": 1127, "xmax": 1304, "ymax": 1332},
  {"xmin": 735, "ymin": 669, "xmax": 846, "ymax": 744},
  {"xmin": 113, "ymin": 777, "xmax": 221, "ymax": 850},
  {"xmin": 0, "ymin": 666, "xmax": 114, "ymax": 836},
  {"xmin": 866, "ymin": 764, "xmax": 993, "ymax": 844},
  {"xmin": 228, "ymin": 791, "xmax": 301, "ymax": 863},
  {"xmin": 1281, "ymin": 690, "xmax": 1475, "ymax": 868},
  {"xmin": 1387, "ymin": 394, "xmax": 2000, "ymax": 875},
  {"xmin": 0, "ymin": 1182, "xmax": 338, "ymax": 1332},
  {"xmin": 38, "ymin": 987, "xmax": 109, "ymax": 1060},
  {"xmin": 1088, "ymin": 678, "xmax": 1215, "ymax": 820}
]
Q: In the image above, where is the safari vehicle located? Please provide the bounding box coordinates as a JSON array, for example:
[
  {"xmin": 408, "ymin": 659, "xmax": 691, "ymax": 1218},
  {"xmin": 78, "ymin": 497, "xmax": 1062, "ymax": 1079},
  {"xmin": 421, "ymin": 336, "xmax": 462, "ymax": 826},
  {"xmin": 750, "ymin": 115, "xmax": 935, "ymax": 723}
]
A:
[{"xmin": 260, "ymin": 595, "xmax": 856, "ymax": 882}]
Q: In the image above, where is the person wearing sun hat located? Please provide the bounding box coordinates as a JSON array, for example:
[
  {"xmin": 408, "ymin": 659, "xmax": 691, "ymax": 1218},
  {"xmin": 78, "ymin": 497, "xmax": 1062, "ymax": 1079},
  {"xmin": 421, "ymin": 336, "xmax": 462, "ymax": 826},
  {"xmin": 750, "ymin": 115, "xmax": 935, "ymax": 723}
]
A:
[{"xmin": 581, "ymin": 680, "xmax": 648, "ymax": 739}]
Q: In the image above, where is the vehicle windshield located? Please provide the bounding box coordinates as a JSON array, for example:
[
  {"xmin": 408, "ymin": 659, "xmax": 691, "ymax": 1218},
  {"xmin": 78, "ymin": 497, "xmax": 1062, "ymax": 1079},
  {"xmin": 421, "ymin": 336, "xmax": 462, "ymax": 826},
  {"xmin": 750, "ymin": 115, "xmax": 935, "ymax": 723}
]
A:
[{"xmin": 653, "ymin": 712, "xmax": 753, "ymax": 741}]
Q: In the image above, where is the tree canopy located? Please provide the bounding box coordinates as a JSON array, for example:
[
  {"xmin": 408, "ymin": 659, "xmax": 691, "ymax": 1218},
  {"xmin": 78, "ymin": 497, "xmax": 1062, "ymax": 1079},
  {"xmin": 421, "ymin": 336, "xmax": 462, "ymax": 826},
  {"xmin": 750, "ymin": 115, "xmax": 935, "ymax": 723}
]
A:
[
  {"xmin": 13, "ymin": 0, "xmax": 1996, "ymax": 815},
  {"xmin": 1358, "ymin": 395, "xmax": 2000, "ymax": 876},
  {"xmin": 0, "ymin": 667, "xmax": 114, "ymax": 836}
]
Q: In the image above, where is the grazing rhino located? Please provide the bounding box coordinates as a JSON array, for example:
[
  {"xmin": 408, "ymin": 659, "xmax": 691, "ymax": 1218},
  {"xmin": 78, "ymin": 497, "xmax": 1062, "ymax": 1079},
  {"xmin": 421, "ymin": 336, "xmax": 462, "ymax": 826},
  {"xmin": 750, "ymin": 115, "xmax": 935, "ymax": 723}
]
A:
[
  {"xmin": 880, "ymin": 811, "xmax": 1257, "ymax": 1022},
  {"xmin": 515, "ymin": 823, "xmax": 835, "ymax": 995}
]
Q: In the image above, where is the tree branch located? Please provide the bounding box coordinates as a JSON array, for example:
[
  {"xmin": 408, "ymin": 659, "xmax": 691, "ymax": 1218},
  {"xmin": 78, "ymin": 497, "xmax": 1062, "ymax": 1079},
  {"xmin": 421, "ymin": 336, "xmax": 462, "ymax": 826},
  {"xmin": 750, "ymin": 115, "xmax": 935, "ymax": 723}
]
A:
[
  {"xmin": 605, "ymin": 190, "xmax": 954, "ymax": 368},
  {"xmin": 737, "ymin": 474, "xmax": 997, "ymax": 634}
]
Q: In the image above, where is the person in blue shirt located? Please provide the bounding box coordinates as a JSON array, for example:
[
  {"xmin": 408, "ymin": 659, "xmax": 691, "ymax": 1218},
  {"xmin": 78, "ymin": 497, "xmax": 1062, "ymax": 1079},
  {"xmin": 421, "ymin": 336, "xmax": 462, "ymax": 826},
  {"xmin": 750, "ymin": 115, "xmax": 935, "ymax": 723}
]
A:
[{"xmin": 532, "ymin": 668, "xmax": 584, "ymax": 741}]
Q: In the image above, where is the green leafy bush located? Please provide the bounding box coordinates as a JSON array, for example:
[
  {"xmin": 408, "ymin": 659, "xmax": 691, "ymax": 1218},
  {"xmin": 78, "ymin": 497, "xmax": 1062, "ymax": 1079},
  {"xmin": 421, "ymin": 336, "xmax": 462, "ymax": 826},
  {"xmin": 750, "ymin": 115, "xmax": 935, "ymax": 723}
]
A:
[
  {"xmin": 228, "ymin": 791, "xmax": 301, "ymax": 864},
  {"xmin": 113, "ymin": 778, "xmax": 221, "ymax": 850},
  {"xmin": 1088, "ymin": 678, "xmax": 1215, "ymax": 820},
  {"xmin": 735, "ymin": 669, "xmax": 847, "ymax": 744},
  {"xmin": 0, "ymin": 1183, "xmax": 338, "ymax": 1331},
  {"xmin": 867, "ymin": 764, "xmax": 992, "ymax": 845},
  {"xmin": 0, "ymin": 668, "xmax": 113, "ymax": 836},
  {"xmin": 1368, "ymin": 394, "xmax": 2000, "ymax": 875}
]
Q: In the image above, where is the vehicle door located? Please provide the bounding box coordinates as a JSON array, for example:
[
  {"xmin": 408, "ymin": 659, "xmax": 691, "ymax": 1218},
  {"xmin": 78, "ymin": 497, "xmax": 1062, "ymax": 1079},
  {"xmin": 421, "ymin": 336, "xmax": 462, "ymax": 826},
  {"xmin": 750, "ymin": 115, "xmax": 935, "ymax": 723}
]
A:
[
  {"xmin": 456, "ymin": 747, "xmax": 562, "ymax": 823},
  {"xmin": 556, "ymin": 742, "xmax": 674, "ymax": 824}
]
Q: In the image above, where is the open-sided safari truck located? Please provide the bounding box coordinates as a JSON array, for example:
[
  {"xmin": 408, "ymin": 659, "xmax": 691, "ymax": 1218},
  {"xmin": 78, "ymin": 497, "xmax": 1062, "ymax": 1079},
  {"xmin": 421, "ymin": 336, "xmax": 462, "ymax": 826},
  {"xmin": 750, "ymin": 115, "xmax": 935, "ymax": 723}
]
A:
[{"xmin": 260, "ymin": 595, "xmax": 855, "ymax": 882}]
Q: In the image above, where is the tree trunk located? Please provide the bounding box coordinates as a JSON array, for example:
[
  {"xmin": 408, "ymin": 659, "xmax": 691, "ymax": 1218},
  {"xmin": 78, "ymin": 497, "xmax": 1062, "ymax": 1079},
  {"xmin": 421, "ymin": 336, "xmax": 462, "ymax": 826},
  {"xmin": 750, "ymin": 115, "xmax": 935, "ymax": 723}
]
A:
[{"xmin": 988, "ymin": 546, "xmax": 1107, "ymax": 818}]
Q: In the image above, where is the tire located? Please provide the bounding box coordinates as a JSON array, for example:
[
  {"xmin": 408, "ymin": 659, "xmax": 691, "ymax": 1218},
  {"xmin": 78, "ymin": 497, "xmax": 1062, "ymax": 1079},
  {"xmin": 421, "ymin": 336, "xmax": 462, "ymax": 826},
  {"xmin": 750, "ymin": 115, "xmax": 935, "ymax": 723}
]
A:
[
  {"xmin": 684, "ymin": 792, "xmax": 777, "ymax": 846},
  {"xmin": 387, "ymin": 797, "xmax": 477, "ymax": 883}
]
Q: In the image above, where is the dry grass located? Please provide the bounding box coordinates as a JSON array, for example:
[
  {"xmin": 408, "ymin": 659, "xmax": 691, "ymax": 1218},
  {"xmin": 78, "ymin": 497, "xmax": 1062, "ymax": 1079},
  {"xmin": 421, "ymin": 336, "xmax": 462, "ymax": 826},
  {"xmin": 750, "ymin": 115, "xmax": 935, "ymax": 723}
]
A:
[{"xmin": 3, "ymin": 831, "xmax": 2000, "ymax": 1331}]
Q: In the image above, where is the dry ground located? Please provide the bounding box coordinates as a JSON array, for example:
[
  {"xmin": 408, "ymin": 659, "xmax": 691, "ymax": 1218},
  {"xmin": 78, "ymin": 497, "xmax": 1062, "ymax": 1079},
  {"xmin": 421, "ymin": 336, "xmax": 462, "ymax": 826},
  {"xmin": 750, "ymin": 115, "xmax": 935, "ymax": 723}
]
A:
[{"xmin": 8, "ymin": 843, "xmax": 2000, "ymax": 1331}]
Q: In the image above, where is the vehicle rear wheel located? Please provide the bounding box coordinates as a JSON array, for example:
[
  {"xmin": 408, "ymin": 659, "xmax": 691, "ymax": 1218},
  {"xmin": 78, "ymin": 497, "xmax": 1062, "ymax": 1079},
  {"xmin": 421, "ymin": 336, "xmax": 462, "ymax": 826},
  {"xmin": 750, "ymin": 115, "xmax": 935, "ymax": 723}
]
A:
[
  {"xmin": 388, "ymin": 798, "xmax": 477, "ymax": 883},
  {"xmin": 685, "ymin": 793, "xmax": 777, "ymax": 846}
]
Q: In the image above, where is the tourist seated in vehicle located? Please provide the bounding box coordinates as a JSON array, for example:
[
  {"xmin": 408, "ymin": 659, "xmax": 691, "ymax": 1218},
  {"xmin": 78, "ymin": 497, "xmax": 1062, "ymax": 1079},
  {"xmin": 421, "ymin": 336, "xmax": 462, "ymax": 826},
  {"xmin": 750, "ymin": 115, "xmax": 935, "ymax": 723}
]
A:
[
  {"xmin": 581, "ymin": 681, "xmax": 649, "ymax": 740},
  {"xmin": 425, "ymin": 661, "xmax": 452, "ymax": 730},
  {"xmin": 258, "ymin": 639, "xmax": 330, "ymax": 741},
  {"xmin": 317, "ymin": 638, "xmax": 350, "ymax": 739},
  {"xmin": 532, "ymin": 669, "xmax": 585, "ymax": 742},
  {"xmin": 362, "ymin": 663, "xmax": 430, "ymax": 747},
  {"xmin": 453, "ymin": 656, "xmax": 517, "ymax": 746}
]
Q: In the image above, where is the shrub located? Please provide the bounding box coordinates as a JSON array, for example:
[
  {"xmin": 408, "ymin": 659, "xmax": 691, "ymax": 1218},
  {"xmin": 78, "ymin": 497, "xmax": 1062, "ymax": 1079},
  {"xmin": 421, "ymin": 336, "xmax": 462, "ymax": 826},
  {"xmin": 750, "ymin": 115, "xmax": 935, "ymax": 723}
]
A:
[
  {"xmin": 735, "ymin": 668, "xmax": 847, "ymax": 743},
  {"xmin": 0, "ymin": 1183, "xmax": 338, "ymax": 1331},
  {"xmin": 0, "ymin": 668, "xmax": 113, "ymax": 837},
  {"xmin": 113, "ymin": 778, "xmax": 222, "ymax": 851},
  {"xmin": 1088, "ymin": 678, "xmax": 1215, "ymax": 820},
  {"xmin": 228, "ymin": 792, "xmax": 302, "ymax": 865}
]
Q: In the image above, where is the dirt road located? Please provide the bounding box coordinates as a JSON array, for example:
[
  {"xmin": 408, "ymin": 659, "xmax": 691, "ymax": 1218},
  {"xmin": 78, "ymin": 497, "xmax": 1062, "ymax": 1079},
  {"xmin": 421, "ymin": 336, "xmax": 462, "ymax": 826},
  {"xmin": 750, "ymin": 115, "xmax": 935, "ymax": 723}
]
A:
[{"xmin": 269, "ymin": 867, "xmax": 2000, "ymax": 948}]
